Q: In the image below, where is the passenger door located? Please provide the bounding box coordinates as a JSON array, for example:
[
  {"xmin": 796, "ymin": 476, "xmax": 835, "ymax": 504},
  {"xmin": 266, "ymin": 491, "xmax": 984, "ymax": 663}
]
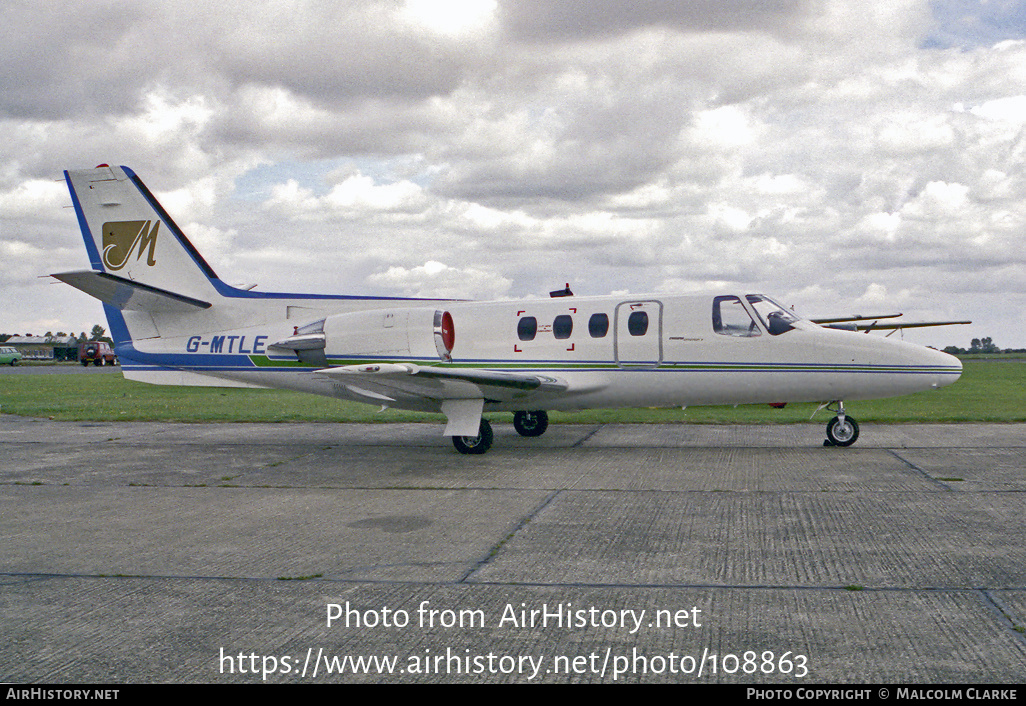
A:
[{"xmin": 614, "ymin": 300, "xmax": 662, "ymax": 367}]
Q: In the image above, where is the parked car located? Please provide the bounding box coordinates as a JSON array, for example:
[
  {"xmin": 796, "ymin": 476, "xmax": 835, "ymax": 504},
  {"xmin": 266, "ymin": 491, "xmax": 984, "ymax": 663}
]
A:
[
  {"xmin": 79, "ymin": 341, "xmax": 118, "ymax": 366},
  {"xmin": 0, "ymin": 346, "xmax": 23, "ymax": 365}
]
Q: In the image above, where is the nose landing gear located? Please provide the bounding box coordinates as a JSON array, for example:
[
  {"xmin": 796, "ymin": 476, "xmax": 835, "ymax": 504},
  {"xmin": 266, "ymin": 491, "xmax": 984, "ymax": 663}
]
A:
[{"xmin": 822, "ymin": 401, "xmax": 860, "ymax": 447}]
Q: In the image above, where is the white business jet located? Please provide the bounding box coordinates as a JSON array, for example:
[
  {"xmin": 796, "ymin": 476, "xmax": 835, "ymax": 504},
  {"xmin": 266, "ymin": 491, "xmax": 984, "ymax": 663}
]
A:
[{"xmin": 54, "ymin": 165, "xmax": 964, "ymax": 454}]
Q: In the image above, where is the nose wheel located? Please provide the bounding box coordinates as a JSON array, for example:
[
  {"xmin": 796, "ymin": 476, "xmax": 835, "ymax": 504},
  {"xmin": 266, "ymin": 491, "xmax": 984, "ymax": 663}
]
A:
[{"xmin": 823, "ymin": 402, "xmax": 859, "ymax": 447}]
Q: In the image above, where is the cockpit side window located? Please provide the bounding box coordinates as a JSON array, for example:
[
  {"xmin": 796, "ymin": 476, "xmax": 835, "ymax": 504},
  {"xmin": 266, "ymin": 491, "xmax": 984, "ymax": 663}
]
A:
[
  {"xmin": 745, "ymin": 294, "xmax": 798, "ymax": 336},
  {"xmin": 712, "ymin": 296, "xmax": 761, "ymax": 337}
]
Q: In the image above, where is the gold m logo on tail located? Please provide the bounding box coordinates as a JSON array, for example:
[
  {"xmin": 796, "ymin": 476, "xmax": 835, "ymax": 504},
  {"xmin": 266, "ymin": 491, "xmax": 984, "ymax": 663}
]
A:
[{"xmin": 102, "ymin": 220, "xmax": 159, "ymax": 270}]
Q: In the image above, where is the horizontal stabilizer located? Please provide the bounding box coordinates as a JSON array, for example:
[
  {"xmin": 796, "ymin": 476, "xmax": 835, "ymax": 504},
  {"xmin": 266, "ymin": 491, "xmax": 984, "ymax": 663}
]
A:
[{"xmin": 52, "ymin": 270, "xmax": 212, "ymax": 312}]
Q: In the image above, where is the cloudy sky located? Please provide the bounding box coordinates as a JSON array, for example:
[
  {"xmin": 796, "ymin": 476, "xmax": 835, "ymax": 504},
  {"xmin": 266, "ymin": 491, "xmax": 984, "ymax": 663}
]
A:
[{"xmin": 3, "ymin": 0, "xmax": 1026, "ymax": 349}]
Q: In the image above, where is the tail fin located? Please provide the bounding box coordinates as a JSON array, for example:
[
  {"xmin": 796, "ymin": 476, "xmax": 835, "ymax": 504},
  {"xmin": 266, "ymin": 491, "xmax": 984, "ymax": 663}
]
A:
[
  {"xmin": 61, "ymin": 165, "xmax": 223, "ymax": 304},
  {"xmin": 57, "ymin": 166, "xmax": 269, "ymax": 388}
]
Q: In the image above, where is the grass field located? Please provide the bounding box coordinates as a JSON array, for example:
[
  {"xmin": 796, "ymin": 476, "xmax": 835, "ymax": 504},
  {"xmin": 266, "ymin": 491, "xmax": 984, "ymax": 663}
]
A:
[{"xmin": 1, "ymin": 359, "xmax": 1022, "ymax": 425}]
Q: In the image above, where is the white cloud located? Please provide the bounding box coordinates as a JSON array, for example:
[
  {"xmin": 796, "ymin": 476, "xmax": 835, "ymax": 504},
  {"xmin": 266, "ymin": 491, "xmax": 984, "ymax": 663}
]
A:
[
  {"xmin": 856, "ymin": 283, "xmax": 895, "ymax": 307},
  {"xmin": 969, "ymin": 95, "xmax": 1026, "ymax": 124},
  {"xmin": 325, "ymin": 176, "xmax": 427, "ymax": 213},
  {"xmin": 261, "ymin": 172, "xmax": 430, "ymax": 222},
  {"xmin": 688, "ymin": 106, "xmax": 764, "ymax": 150},
  {"xmin": 898, "ymin": 181, "xmax": 971, "ymax": 222},
  {"xmin": 400, "ymin": 0, "xmax": 498, "ymax": 37},
  {"xmin": 367, "ymin": 260, "xmax": 512, "ymax": 299},
  {"xmin": 0, "ymin": 178, "xmax": 67, "ymax": 218}
]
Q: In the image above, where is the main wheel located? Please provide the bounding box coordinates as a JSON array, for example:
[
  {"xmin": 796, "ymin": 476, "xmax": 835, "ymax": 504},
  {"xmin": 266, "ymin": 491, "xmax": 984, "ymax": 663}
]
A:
[
  {"xmin": 452, "ymin": 418, "xmax": 493, "ymax": 455},
  {"xmin": 513, "ymin": 410, "xmax": 549, "ymax": 437},
  {"xmin": 826, "ymin": 415, "xmax": 859, "ymax": 447}
]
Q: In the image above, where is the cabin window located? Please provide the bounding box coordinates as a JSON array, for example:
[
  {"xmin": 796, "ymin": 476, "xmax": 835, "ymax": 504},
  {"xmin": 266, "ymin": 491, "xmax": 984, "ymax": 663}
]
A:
[
  {"xmin": 746, "ymin": 294, "xmax": 798, "ymax": 336},
  {"xmin": 588, "ymin": 313, "xmax": 609, "ymax": 338},
  {"xmin": 712, "ymin": 296, "xmax": 761, "ymax": 337},
  {"xmin": 627, "ymin": 311, "xmax": 649, "ymax": 336},
  {"xmin": 517, "ymin": 316, "xmax": 537, "ymax": 341},
  {"xmin": 553, "ymin": 315, "xmax": 573, "ymax": 339}
]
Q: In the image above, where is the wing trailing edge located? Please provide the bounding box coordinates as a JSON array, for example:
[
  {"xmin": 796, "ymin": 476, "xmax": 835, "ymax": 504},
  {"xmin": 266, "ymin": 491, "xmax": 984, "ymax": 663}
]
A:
[{"xmin": 315, "ymin": 362, "xmax": 569, "ymax": 393}]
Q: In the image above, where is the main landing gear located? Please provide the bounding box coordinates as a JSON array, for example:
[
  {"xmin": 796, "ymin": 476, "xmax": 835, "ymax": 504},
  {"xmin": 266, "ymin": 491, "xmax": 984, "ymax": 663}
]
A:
[
  {"xmin": 451, "ymin": 410, "xmax": 550, "ymax": 455},
  {"xmin": 513, "ymin": 410, "xmax": 549, "ymax": 437},
  {"xmin": 452, "ymin": 418, "xmax": 493, "ymax": 455},
  {"xmin": 823, "ymin": 401, "xmax": 860, "ymax": 447}
]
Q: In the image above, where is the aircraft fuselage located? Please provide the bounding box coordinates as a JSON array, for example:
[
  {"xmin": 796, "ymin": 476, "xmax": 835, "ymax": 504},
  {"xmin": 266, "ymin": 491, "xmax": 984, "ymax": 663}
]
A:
[{"xmin": 111, "ymin": 291, "xmax": 962, "ymax": 414}]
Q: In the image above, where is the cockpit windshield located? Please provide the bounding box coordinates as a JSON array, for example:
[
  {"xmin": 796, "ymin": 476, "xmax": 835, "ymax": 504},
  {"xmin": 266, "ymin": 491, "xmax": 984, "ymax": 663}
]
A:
[{"xmin": 746, "ymin": 294, "xmax": 800, "ymax": 335}]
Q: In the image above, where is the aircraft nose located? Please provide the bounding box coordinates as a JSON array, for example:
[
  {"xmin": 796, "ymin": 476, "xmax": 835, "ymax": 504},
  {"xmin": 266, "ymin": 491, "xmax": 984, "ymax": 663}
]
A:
[{"xmin": 921, "ymin": 346, "xmax": 962, "ymax": 390}]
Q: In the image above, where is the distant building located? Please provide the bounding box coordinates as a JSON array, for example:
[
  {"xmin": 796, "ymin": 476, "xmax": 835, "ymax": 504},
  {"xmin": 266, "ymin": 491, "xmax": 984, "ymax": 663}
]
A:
[{"xmin": 4, "ymin": 335, "xmax": 79, "ymax": 361}]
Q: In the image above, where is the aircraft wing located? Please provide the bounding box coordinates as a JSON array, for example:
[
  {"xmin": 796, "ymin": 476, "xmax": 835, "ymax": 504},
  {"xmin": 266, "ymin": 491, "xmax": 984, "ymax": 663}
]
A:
[
  {"xmin": 314, "ymin": 363, "xmax": 569, "ymax": 403},
  {"xmin": 809, "ymin": 313, "xmax": 902, "ymax": 324},
  {"xmin": 845, "ymin": 320, "xmax": 972, "ymax": 332},
  {"xmin": 810, "ymin": 313, "xmax": 970, "ymax": 332}
]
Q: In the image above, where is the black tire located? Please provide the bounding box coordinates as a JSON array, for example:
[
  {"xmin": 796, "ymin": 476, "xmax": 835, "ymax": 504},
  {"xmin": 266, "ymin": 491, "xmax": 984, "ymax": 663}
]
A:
[
  {"xmin": 513, "ymin": 410, "xmax": 549, "ymax": 437},
  {"xmin": 826, "ymin": 415, "xmax": 859, "ymax": 447},
  {"xmin": 452, "ymin": 419, "xmax": 493, "ymax": 455}
]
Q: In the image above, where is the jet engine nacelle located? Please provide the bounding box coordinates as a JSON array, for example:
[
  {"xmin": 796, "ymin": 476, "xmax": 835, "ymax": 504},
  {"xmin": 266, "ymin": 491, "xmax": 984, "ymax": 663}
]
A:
[
  {"xmin": 270, "ymin": 308, "xmax": 455, "ymax": 366},
  {"xmin": 324, "ymin": 308, "xmax": 455, "ymax": 361}
]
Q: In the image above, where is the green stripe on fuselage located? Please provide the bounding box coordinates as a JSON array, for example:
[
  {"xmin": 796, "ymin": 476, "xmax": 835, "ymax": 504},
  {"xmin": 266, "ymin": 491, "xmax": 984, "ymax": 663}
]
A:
[{"xmin": 245, "ymin": 353, "xmax": 958, "ymax": 375}]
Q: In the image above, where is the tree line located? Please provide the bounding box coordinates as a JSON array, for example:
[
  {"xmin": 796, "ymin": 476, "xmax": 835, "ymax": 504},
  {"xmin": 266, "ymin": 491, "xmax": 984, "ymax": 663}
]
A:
[
  {"xmin": 0, "ymin": 325, "xmax": 111, "ymax": 344},
  {"xmin": 943, "ymin": 337, "xmax": 1026, "ymax": 355}
]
